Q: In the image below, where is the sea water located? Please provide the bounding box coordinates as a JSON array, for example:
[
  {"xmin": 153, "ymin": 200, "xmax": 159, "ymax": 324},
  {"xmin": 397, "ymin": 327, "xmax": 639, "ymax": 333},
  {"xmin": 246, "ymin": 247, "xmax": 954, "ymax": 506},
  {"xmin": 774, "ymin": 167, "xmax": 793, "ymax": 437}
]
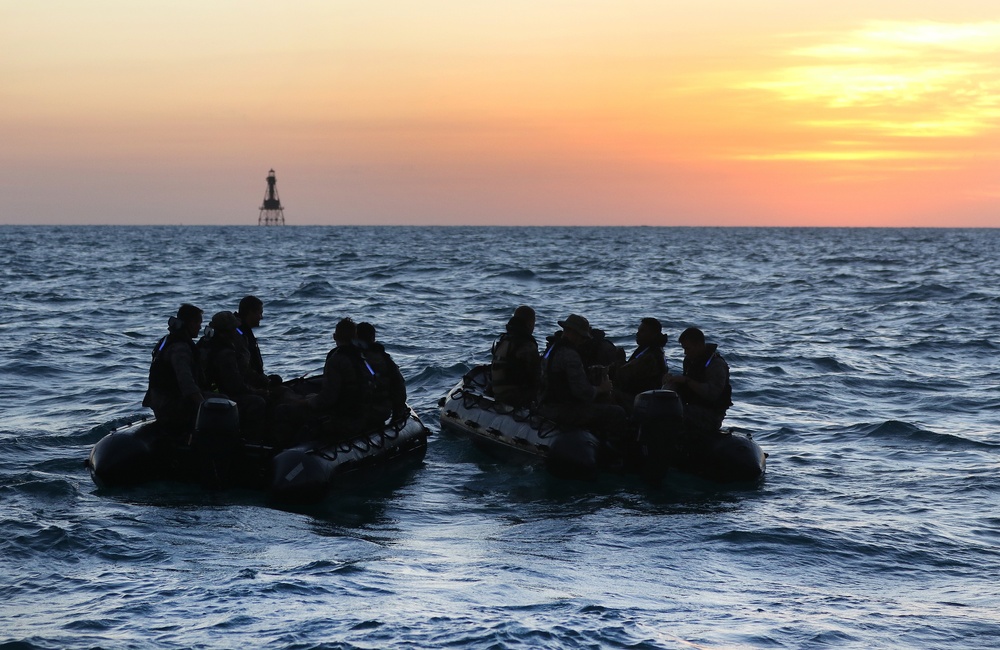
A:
[{"xmin": 1, "ymin": 226, "xmax": 998, "ymax": 649}]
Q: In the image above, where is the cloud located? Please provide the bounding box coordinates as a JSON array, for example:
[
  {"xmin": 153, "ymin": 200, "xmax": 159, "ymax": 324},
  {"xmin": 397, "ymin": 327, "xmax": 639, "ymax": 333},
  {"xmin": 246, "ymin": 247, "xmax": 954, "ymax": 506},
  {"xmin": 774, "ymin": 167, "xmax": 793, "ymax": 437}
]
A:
[
  {"xmin": 735, "ymin": 20, "xmax": 1000, "ymax": 162},
  {"xmin": 732, "ymin": 149, "xmax": 952, "ymax": 162}
]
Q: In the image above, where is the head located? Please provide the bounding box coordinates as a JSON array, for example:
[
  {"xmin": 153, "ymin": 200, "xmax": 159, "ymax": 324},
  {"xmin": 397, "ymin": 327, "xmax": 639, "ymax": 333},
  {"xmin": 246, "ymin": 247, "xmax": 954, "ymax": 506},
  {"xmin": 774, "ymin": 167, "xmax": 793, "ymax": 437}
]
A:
[
  {"xmin": 512, "ymin": 305, "xmax": 536, "ymax": 334},
  {"xmin": 334, "ymin": 317, "xmax": 357, "ymax": 345},
  {"xmin": 176, "ymin": 303, "xmax": 203, "ymax": 338},
  {"xmin": 237, "ymin": 295, "xmax": 263, "ymax": 329},
  {"xmin": 678, "ymin": 327, "xmax": 707, "ymax": 358},
  {"xmin": 558, "ymin": 313, "xmax": 591, "ymax": 345},
  {"xmin": 356, "ymin": 321, "xmax": 377, "ymax": 345},
  {"xmin": 209, "ymin": 311, "xmax": 240, "ymax": 339},
  {"xmin": 636, "ymin": 317, "xmax": 664, "ymax": 348}
]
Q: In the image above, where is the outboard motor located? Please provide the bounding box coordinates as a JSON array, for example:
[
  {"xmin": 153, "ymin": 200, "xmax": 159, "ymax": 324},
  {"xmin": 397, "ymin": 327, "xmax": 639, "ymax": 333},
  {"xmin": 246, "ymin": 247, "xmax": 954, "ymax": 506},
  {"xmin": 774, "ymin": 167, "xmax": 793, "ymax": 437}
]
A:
[
  {"xmin": 632, "ymin": 390, "xmax": 684, "ymax": 483},
  {"xmin": 191, "ymin": 398, "xmax": 241, "ymax": 487}
]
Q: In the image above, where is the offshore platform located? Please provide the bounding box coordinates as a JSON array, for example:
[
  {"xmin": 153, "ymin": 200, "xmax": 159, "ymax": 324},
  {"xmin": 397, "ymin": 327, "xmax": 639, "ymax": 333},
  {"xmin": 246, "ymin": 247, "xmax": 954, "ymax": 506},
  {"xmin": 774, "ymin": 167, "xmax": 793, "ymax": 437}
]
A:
[{"xmin": 258, "ymin": 169, "xmax": 285, "ymax": 225}]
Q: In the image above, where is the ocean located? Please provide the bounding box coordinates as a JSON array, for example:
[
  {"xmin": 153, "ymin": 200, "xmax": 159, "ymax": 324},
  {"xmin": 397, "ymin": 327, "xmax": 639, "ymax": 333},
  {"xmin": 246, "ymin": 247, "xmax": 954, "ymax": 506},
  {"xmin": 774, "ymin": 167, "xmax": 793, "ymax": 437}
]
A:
[{"xmin": 1, "ymin": 225, "xmax": 998, "ymax": 649}]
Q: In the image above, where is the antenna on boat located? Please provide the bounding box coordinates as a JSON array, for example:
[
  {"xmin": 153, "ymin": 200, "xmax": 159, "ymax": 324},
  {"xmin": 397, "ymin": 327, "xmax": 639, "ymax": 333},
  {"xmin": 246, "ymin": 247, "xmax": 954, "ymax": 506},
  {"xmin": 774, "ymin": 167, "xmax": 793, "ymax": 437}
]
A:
[{"xmin": 258, "ymin": 169, "xmax": 286, "ymax": 226}]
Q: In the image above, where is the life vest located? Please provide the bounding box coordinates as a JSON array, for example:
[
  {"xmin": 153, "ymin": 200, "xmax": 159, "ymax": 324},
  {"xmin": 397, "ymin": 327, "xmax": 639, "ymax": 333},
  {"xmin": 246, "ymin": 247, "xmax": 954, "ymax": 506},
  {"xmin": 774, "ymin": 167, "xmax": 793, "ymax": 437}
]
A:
[
  {"xmin": 144, "ymin": 333, "xmax": 200, "ymax": 405},
  {"xmin": 198, "ymin": 335, "xmax": 245, "ymax": 396},
  {"xmin": 678, "ymin": 344, "xmax": 733, "ymax": 412},
  {"xmin": 325, "ymin": 344, "xmax": 376, "ymax": 416},
  {"xmin": 540, "ymin": 337, "xmax": 584, "ymax": 404},
  {"xmin": 491, "ymin": 331, "xmax": 538, "ymax": 393},
  {"xmin": 621, "ymin": 345, "xmax": 667, "ymax": 394},
  {"xmin": 236, "ymin": 319, "xmax": 264, "ymax": 375}
]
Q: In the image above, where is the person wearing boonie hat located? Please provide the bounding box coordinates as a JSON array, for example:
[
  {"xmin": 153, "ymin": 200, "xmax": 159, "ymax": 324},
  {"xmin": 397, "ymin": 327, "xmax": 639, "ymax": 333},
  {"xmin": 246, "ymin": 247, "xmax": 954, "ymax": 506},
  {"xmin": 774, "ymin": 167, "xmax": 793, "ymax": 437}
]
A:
[
  {"xmin": 557, "ymin": 313, "xmax": 592, "ymax": 339},
  {"xmin": 537, "ymin": 314, "xmax": 627, "ymax": 439}
]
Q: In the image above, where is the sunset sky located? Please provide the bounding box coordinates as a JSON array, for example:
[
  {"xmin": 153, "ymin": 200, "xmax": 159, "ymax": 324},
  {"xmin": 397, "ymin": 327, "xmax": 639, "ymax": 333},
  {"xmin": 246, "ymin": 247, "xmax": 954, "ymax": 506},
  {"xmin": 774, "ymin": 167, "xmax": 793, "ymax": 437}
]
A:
[{"xmin": 3, "ymin": 1, "xmax": 999, "ymax": 226}]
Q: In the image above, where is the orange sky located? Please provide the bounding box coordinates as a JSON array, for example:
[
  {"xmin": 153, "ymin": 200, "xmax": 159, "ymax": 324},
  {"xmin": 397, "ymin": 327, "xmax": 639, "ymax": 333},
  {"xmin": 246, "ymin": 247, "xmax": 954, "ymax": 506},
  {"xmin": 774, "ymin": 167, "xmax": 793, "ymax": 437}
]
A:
[{"xmin": 2, "ymin": 1, "xmax": 999, "ymax": 226}]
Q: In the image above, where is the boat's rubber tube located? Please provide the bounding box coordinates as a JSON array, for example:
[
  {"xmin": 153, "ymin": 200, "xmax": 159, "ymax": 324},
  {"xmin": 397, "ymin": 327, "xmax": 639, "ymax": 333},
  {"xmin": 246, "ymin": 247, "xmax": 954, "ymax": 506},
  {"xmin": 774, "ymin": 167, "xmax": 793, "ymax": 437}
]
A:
[
  {"xmin": 88, "ymin": 422, "xmax": 160, "ymax": 488},
  {"xmin": 708, "ymin": 434, "xmax": 766, "ymax": 482},
  {"xmin": 270, "ymin": 413, "xmax": 429, "ymax": 502},
  {"xmin": 545, "ymin": 429, "xmax": 600, "ymax": 480},
  {"xmin": 88, "ymin": 397, "xmax": 430, "ymax": 500}
]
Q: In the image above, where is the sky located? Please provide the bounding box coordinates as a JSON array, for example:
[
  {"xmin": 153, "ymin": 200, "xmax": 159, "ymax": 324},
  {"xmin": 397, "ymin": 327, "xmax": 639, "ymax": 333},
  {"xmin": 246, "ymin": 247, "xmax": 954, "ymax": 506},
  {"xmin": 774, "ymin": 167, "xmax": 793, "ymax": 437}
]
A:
[{"xmin": 2, "ymin": 1, "xmax": 1000, "ymax": 226}]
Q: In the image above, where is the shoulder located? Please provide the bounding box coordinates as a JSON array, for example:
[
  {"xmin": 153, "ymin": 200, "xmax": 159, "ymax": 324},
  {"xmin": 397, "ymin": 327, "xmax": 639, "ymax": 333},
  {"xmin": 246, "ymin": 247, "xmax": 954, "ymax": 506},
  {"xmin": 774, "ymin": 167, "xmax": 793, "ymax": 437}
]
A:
[
  {"xmin": 708, "ymin": 352, "xmax": 729, "ymax": 370},
  {"xmin": 331, "ymin": 345, "xmax": 362, "ymax": 365},
  {"xmin": 167, "ymin": 338, "xmax": 195, "ymax": 357},
  {"xmin": 554, "ymin": 344, "xmax": 580, "ymax": 363},
  {"xmin": 215, "ymin": 344, "xmax": 239, "ymax": 361}
]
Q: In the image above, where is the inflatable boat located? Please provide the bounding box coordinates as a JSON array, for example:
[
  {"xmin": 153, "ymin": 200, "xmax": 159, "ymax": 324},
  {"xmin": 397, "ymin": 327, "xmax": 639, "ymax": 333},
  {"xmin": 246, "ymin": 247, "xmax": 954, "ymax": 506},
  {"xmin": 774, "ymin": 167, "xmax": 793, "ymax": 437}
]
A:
[
  {"xmin": 87, "ymin": 377, "xmax": 429, "ymax": 502},
  {"xmin": 438, "ymin": 365, "xmax": 766, "ymax": 483}
]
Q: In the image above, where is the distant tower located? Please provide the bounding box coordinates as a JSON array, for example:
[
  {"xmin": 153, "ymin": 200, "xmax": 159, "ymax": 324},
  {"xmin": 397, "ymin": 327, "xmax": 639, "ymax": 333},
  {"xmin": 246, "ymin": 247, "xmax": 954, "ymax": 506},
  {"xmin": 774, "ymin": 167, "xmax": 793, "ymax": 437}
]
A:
[{"xmin": 258, "ymin": 169, "xmax": 285, "ymax": 226}]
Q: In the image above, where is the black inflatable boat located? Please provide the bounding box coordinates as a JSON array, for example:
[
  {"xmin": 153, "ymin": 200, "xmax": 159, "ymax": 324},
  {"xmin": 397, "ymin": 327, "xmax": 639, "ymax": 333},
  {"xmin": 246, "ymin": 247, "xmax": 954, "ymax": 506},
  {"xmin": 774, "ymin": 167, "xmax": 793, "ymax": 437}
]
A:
[
  {"xmin": 87, "ymin": 377, "xmax": 429, "ymax": 502},
  {"xmin": 438, "ymin": 365, "xmax": 765, "ymax": 483}
]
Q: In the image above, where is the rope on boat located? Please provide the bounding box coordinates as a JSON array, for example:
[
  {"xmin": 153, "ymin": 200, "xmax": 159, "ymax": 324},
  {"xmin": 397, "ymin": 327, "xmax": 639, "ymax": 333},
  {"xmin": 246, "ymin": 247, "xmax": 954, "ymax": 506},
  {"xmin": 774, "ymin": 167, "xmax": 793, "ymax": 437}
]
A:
[
  {"xmin": 455, "ymin": 376, "xmax": 560, "ymax": 439},
  {"xmin": 308, "ymin": 419, "xmax": 414, "ymax": 461}
]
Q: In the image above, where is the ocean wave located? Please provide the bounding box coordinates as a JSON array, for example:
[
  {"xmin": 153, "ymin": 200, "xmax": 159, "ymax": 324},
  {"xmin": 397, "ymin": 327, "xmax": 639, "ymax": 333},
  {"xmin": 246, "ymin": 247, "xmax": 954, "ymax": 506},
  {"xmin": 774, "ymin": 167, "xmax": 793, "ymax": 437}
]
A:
[
  {"xmin": 849, "ymin": 420, "xmax": 997, "ymax": 449},
  {"xmin": 4, "ymin": 226, "xmax": 1000, "ymax": 649}
]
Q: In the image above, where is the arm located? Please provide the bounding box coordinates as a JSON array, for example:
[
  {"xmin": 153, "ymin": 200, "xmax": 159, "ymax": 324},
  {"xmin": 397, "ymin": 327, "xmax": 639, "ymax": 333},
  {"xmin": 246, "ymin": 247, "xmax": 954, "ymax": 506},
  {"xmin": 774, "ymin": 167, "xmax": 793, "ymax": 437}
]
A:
[
  {"xmin": 169, "ymin": 344, "xmax": 204, "ymax": 407},
  {"xmin": 215, "ymin": 347, "xmax": 260, "ymax": 398},
  {"xmin": 615, "ymin": 349, "xmax": 658, "ymax": 392},
  {"xmin": 386, "ymin": 354, "xmax": 408, "ymax": 418},
  {"xmin": 669, "ymin": 356, "xmax": 727, "ymax": 401},
  {"xmin": 557, "ymin": 348, "xmax": 600, "ymax": 402},
  {"xmin": 309, "ymin": 352, "xmax": 343, "ymax": 411}
]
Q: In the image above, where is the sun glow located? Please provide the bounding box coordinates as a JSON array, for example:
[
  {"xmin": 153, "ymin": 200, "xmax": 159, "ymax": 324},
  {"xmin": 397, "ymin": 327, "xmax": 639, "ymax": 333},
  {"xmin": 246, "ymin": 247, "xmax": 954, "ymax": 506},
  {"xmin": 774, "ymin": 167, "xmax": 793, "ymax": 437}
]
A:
[
  {"xmin": 735, "ymin": 20, "xmax": 1000, "ymax": 159},
  {"xmin": 2, "ymin": 4, "xmax": 1000, "ymax": 226}
]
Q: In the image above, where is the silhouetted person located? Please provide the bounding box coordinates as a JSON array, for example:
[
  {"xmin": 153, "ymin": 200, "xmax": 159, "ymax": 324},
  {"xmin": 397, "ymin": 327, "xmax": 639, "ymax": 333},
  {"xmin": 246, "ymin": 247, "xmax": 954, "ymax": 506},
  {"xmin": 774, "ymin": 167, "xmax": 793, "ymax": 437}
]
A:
[
  {"xmin": 234, "ymin": 295, "xmax": 282, "ymax": 389},
  {"xmin": 357, "ymin": 321, "xmax": 408, "ymax": 424},
  {"xmin": 308, "ymin": 318, "xmax": 380, "ymax": 441},
  {"xmin": 662, "ymin": 327, "xmax": 732, "ymax": 436},
  {"xmin": 611, "ymin": 317, "xmax": 668, "ymax": 413},
  {"xmin": 580, "ymin": 325, "xmax": 625, "ymax": 370},
  {"xmin": 538, "ymin": 314, "xmax": 627, "ymax": 439},
  {"xmin": 143, "ymin": 303, "xmax": 209, "ymax": 432},
  {"xmin": 490, "ymin": 305, "xmax": 541, "ymax": 408},
  {"xmin": 199, "ymin": 311, "xmax": 269, "ymax": 439}
]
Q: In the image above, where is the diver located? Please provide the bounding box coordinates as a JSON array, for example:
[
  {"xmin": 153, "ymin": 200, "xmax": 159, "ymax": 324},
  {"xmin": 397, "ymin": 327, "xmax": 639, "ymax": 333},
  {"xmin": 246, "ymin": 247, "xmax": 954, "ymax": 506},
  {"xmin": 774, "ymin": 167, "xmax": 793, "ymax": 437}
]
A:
[
  {"xmin": 580, "ymin": 324, "xmax": 625, "ymax": 370},
  {"xmin": 545, "ymin": 321, "xmax": 624, "ymax": 401},
  {"xmin": 233, "ymin": 295, "xmax": 282, "ymax": 389},
  {"xmin": 307, "ymin": 317, "xmax": 382, "ymax": 441}
]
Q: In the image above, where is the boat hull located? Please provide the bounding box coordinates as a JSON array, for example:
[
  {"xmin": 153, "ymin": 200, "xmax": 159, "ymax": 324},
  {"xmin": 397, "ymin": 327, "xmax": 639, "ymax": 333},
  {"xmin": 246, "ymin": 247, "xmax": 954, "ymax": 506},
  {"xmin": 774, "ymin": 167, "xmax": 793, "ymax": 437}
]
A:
[
  {"xmin": 439, "ymin": 366, "xmax": 765, "ymax": 483},
  {"xmin": 88, "ymin": 395, "xmax": 429, "ymax": 502}
]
